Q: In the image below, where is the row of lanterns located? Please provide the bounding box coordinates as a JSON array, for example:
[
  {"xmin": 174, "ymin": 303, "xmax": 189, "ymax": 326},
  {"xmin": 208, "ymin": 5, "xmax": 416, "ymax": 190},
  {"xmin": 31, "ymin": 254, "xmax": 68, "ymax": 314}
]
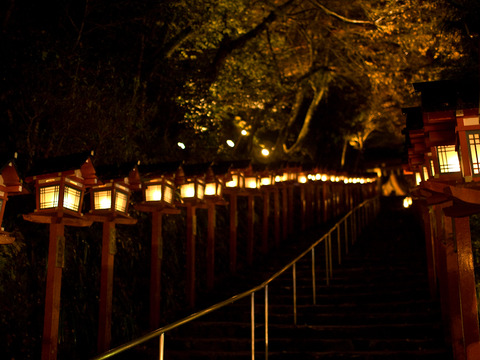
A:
[
  {"xmin": 0, "ymin": 152, "xmax": 377, "ymax": 239},
  {"xmin": 403, "ymin": 78, "xmax": 480, "ymax": 187}
]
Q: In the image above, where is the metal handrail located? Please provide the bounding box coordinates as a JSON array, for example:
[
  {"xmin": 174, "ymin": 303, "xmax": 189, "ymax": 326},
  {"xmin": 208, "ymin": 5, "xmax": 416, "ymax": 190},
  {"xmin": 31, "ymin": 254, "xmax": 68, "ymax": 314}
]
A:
[{"xmin": 92, "ymin": 197, "xmax": 379, "ymax": 360}]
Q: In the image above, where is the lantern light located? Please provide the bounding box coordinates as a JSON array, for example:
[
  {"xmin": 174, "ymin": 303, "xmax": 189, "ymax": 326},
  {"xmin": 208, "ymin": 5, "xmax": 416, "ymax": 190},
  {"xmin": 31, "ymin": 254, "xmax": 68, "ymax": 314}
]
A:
[
  {"xmin": 226, "ymin": 172, "xmax": 245, "ymax": 188},
  {"xmin": 144, "ymin": 177, "xmax": 175, "ymax": 205},
  {"xmin": 226, "ymin": 140, "xmax": 235, "ymax": 148},
  {"xmin": 298, "ymin": 174, "xmax": 308, "ymax": 184},
  {"xmin": 245, "ymin": 175, "xmax": 260, "ymax": 189},
  {"xmin": 91, "ymin": 182, "xmax": 131, "ymax": 214},
  {"xmin": 436, "ymin": 145, "xmax": 460, "ymax": 174},
  {"xmin": 261, "ymin": 148, "xmax": 270, "ymax": 157},
  {"xmin": 25, "ymin": 152, "xmax": 97, "ymax": 219}
]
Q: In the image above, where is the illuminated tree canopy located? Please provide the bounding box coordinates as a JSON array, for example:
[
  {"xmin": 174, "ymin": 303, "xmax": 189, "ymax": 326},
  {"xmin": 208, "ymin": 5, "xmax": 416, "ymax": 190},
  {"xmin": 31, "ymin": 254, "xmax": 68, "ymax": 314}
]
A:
[{"xmin": 1, "ymin": 0, "xmax": 478, "ymax": 169}]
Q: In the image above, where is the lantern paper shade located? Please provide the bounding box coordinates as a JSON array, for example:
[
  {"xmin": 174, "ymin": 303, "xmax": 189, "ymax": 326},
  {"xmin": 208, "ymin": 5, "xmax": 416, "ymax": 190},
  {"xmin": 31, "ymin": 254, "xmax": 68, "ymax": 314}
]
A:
[
  {"xmin": 144, "ymin": 179, "xmax": 175, "ymax": 204},
  {"xmin": 180, "ymin": 179, "xmax": 205, "ymax": 200},
  {"xmin": 245, "ymin": 176, "xmax": 259, "ymax": 189},
  {"xmin": 39, "ymin": 184, "xmax": 60, "ymax": 209},
  {"xmin": 115, "ymin": 191, "xmax": 128, "ymax": 213},
  {"xmin": 468, "ymin": 132, "xmax": 480, "ymax": 175},
  {"xmin": 94, "ymin": 190, "xmax": 112, "ymax": 210},
  {"xmin": 226, "ymin": 173, "xmax": 244, "ymax": 188},
  {"xmin": 181, "ymin": 183, "xmax": 196, "ymax": 198},
  {"xmin": 39, "ymin": 178, "xmax": 83, "ymax": 212},
  {"xmin": 63, "ymin": 186, "xmax": 82, "ymax": 212},
  {"xmin": 205, "ymin": 180, "xmax": 223, "ymax": 197},
  {"xmin": 437, "ymin": 145, "xmax": 460, "ymax": 173}
]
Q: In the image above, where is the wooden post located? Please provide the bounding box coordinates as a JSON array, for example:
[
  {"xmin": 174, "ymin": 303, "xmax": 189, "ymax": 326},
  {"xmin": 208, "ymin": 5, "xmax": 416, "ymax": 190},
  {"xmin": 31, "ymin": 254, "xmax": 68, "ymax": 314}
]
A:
[
  {"xmin": 273, "ymin": 190, "xmax": 280, "ymax": 248},
  {"xmin": 206, "ymin": 202, "xmax": 216, "ymax": 289},
  {"xmin": 150, "ymin": 211, "xmax": 163, "ymax": 330},
  {"xmin": 282, "ymin": 185, "xmax": 288, "ymax": 241},
  {"xmin": 262, "ymin": 191, "xmax": 269, "ymax": 254},
  {"xmin": 98, "ymin": 221, "xmax": 116, "ymax": 353},
  {"xmin": 229, "ymin": 193, "xmax": 238, "ymax": 273},
  {"xmin": 41, "ymin": 221, "xmax": 65, "ymax": 360},
  {"xmin": 443, "ymin": 213, "xmax": 465, "ymax": 360},
  {"xmin": 288, "ymin": 184, "xmax": 294, "ymax": 235},
  {"xmin": 322, "ymin": 182, "xmax": 328, "ymax": 223},
  {"xmin": 420, "ymin": 204, "xmax": 437, "ymax": 298},
  {"xmin": 186, "ymin": 203, "xmax": 197, "ymax": 308},
  {"xmin": 430, "ymin": 202, "xmax": 464, "ymax": 358},
  {"xmin": 300, "ymin": 186, "xmax": 306, "ymax": 231},
  {"xmin": 454, "ymin": 216, "xmax": 480, "ymax": 359},
  {"xmin": 247, "ymin": 194, "xmax": 255, "ymax": 265}
]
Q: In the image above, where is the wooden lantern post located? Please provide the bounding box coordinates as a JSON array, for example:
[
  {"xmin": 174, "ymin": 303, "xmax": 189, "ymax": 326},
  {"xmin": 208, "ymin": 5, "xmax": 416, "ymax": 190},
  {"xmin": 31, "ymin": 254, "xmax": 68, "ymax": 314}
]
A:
[
  {"xmin": 260, "ymin": 171, "xmax": 275, "ymax": 254},
  {"xmin": 0, "ymin": 154, "xmax": 29, "ymax": 244},
  {"xmin": 405, "ymin": 79, "xmax": 480, "ymax": 360},
  {"xmin": 204, "ymin": 163, "xmax": 228, "ymax": 289},
  {"xmin": 86, "ymin": 163, "xmax": 140, "ymax": 353},
  {"xmin": 177, "ymin": 163, "xmax": 208, "ymax": 308},
  {"xmin": 23, "ymin": 152, "xmax": 97, "ymax": 360},
  {"xmin": 135, "ymin": 162, "xmax": 181, "ymax": 330},
  {"xmin": 244, "ymin": 172, "xmax": 261, "ymax": 265},
  {"xmin": 224, "ymin": 161, "xmax": 248, "ymax": 273},
  {"xmin": 297, "ymin": 172, "xmax": 308, "ymax": 231}
]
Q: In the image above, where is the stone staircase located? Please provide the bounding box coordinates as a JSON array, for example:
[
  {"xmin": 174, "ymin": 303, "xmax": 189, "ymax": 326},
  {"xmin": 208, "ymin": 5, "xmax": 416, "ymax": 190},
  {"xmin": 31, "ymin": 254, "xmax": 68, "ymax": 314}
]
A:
[{"xmin": 143, "ymin": 199, "xmax": 452, "ymax": 359}]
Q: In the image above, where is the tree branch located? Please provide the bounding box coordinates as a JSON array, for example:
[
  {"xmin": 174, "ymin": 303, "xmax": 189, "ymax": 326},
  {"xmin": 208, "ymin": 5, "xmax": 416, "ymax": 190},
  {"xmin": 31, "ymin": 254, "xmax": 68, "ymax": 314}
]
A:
[
  {"xmin": 309, "ymin": 0, "xmax": 378, "ymax": 27},
  {"xmin": 209, "ymin": 0, "xmax": 296, "ymax": 79}
]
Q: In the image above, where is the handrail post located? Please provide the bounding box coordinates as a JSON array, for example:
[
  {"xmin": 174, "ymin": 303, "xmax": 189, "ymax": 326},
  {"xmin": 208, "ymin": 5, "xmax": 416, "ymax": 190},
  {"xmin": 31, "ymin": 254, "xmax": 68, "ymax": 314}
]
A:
[
  {"xmin": 336, "ymin": 224, "xmax": 341, "ymax": 265},
  {"xmin": 265, "ymin": 286, "xmax": 269, "ymax": 360},
  {"xmin": 328, "ymin": 232, "xmax": 333, "ymax": 278},
  {"xmin": 311, "ymin": 248, "xmax": 316, "ymax": 305},
  {"xmin": 293, "ymin": 263, "xmax": 297, "ymax": 325},
  {"xmin": 159, "ymin": 333, "xmax": 164, "ymax": 360},
  {"xmin": 251, "ymin": 293, "xmax": 255, "ymax": 360},
  {"xmin": 325, "ymin": 236, "xmax": 330, "ymax": 286},
  {"xmin": 344, "ymin": 216, "xmax": 349, "ymax": 255}
]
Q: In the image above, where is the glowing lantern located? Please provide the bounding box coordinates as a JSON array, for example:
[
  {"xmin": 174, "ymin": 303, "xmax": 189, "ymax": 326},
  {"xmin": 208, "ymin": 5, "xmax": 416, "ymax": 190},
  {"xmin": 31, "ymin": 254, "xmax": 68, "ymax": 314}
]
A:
[
  {"xmin": 26, "ymin": 152, "xmax": 97, "ymax": 217},
  {"xmin": 245, "ymin": 175, "xmax": 260, "ymax": 189}
]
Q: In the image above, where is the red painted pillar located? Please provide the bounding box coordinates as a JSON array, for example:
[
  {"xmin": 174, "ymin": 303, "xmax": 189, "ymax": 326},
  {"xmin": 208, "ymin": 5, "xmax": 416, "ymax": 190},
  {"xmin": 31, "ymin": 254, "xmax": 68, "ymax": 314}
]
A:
[
  {"xmin": 288, "ymin": 184, "xmax": 294, "ymax": 235},
  {"xmin": 443, "ymin": 214, "xmax": 465, "ymax": 360},
  {"xmin": 186, "ymin": 203, "xmax": 197, "ymax": 308},
  {"xmin": 42, "ymin": 221, "xmax": 65, "ymax": 360},
  {"xmin": 262, "ymin": 191, "xmax": 270, "ymax": 254},
  {"xmin": 206, "ymin": 202, "xmax": 216, "ymax": 289},
  {"xmin": 454, "ymin": 216, "xmax": 480, "ymax": 359},
  {"xmin": 432, "ymin": 203, "xmax": 464, "ymax": 358},
  {"xmin": 322, "ymin": 182, "xmax": 328, "ymax": 223},
  {"xmin": 273, "ymin": 190, "xmax": 280, "ymax": 248},
  {"xmin": 98, "ymin": 221, "xmax": 116, "ymax": 353},
  {"xmin": 149, "ymin": 211, "xmax": 163, "ymax": 329},
  {"xmin": 300, "ymin": 186, "xmax": 306, "ymax": 231},
  {"xmin": 420, "ymin": 205, "xmax": 437, "ymax": 298},
  {"xmin": 229, "ymin": 193, "xmax": 238, "ymax": 273},
  {"xmin": 247, "ymin": 194, "xmax": 255, "ymax": 265}
]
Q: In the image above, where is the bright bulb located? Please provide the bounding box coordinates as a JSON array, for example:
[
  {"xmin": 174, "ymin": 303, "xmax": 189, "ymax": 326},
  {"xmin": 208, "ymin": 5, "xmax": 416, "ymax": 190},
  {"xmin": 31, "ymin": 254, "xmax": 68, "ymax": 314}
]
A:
[
  {"xmin": 177, "ymin": 142, "xmax": 186, "ymax": 150},
  {"xmin": 226, "ymin": 140, "xmax": 235, "ymax": 147},
  {"xmin": 241, "ymin": 130, "xmax": 248, "ymax": 136},
  {"xmin": 261, "ymin": 148, "xmax": 270, "ymax": 157}
]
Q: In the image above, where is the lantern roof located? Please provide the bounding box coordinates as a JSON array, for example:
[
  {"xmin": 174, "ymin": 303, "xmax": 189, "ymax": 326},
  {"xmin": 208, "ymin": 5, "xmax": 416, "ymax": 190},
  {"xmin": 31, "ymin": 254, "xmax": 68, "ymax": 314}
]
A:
[
  {"xmin": 182, "ymin": 162, "xmax": 211, "ymax": 177},
  {"xmin": 229, "ymin": 159, "xmax": 251, "ymax": 170},
  {"xmin": 138, "ymin": 161, "xmax": 182, "ymax": 180},
  {"xmin": 210, "ymin": 161, "xmax": 232, "ymax": 176},
  {"xmin": 413, "ymin": 78, "xmax": 479, "ymax": 113},
  {"xmin": 94, "ymin": 162, "xmax": 141, "ymax": 190},
  {"xmin": 0, "ymin": 153, "xmax": 29, "ymax": 195},
  {"xmin": 25, "ymin": 151, "xmax": 97, "ymax": 186},
  {"xmin": 402, "ymin": 107, "xmax": 424, "ymax": 131}
]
